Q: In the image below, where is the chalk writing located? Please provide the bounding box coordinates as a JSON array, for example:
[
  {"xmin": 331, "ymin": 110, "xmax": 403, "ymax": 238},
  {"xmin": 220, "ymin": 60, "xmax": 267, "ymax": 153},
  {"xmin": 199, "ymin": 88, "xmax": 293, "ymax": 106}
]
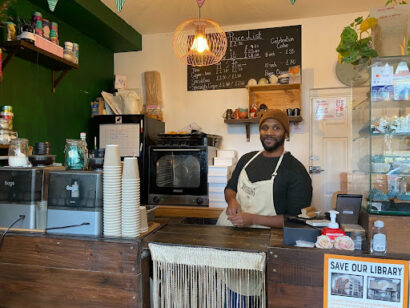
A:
[{"xmin": 187, "ymin": 25, "xmax": 301, "ymax": 91}]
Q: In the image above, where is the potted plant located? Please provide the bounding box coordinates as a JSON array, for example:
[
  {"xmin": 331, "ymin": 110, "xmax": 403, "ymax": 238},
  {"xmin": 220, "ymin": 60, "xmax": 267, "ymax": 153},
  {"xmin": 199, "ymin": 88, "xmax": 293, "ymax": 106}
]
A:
[
  {"xmin": 336, "ymin": 16, "xmax": 378, "ymax": 66},
  {"xmin": 336, "ymin": 0, "xmax": 408, "ymax": 65}
]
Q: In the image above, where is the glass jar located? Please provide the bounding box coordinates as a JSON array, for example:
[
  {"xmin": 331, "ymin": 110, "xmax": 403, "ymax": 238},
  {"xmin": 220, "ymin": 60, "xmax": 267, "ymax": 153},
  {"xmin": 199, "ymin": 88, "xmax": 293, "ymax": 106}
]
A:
[
  {"xmin": 8, "ymin": 138, "xmax": 29, "ymax": 167},
  {"xmin": 64, "ymin": 139, "xmax": 85, "ymax": 170}
]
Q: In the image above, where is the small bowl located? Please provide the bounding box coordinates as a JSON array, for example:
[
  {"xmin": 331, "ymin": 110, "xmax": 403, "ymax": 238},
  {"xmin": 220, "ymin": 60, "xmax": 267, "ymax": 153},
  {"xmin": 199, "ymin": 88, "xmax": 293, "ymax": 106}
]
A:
[{"xmin": 238, "ymin": 111, "xmax": 248, "ymax": 119}]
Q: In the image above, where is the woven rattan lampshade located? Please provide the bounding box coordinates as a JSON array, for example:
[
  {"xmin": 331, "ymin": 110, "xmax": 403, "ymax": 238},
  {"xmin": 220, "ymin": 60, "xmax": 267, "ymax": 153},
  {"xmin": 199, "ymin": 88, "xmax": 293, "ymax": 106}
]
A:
[{"xmin": 173, "ymin": 3, "xmax": 227, "ymax": 67}]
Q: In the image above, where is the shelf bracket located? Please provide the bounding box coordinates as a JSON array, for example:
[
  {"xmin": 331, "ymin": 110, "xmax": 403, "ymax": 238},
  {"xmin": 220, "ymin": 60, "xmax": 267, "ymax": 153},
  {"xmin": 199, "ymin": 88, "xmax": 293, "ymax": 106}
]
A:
[
  {"xmin": 1, "ymin": 46, "xmax": 19, "ymax": 72},
  {"xmin": 52, "ymin": 70, "xmax": 70, "ymax": 93},
  {"xmin": 246, "ymin": 123, "xmax": 250, "ymax": 142}
]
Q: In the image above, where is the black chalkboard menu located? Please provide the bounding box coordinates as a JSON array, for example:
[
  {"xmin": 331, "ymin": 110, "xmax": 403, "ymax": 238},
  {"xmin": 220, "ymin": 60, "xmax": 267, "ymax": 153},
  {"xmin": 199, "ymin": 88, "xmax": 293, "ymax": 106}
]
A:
[{"xmin": 187, "ymin": 25, "xmax": 301, "ymax": 91}]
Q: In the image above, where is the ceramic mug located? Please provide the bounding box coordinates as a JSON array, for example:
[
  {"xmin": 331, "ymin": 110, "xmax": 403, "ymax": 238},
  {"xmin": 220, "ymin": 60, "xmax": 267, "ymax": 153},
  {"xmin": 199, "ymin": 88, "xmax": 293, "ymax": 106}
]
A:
[
  {"xmin": 286, "ymin": 108, "xmax": 293, "ymax": 116},
  {"xmin": 222, "ymin": 109, "xmax": 234, "ymax": 120},
  {"xmin": 238, "ymin": 108, "xmax": 248, "ymax": 119},
  {"xmin": 293, "ymin": 108, "xmax": 301, "ymax": 116}
]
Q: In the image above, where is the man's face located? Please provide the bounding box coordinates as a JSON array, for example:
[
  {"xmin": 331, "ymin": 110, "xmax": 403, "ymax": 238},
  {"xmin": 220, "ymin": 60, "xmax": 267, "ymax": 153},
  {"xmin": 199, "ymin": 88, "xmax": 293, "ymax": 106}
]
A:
[{"xmin": 259, "ymin": 118, "xmax": 287, "ymax": 152}]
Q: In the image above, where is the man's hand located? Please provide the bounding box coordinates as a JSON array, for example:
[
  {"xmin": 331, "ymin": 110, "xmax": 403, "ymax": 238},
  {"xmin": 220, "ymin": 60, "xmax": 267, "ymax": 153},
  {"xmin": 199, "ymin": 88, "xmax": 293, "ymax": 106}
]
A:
[
  {"xmin": 226, "ymin": 199, "xmax": 241, "ymax": 216},
  {"xmin": 227, "ymin": 212, "xmax": 254, "ymax": 228},
  {"xmin": 225, "ymin": 188, "xmax": 241, "ymax": 216}
]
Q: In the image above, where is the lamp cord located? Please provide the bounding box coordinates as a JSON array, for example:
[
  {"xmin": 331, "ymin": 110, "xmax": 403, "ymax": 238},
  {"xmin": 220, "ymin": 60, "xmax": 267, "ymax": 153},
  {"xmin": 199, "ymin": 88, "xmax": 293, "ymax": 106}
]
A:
[{"xmin": 0, "ymin": 215, "xmax": 25, "ymax": 250}]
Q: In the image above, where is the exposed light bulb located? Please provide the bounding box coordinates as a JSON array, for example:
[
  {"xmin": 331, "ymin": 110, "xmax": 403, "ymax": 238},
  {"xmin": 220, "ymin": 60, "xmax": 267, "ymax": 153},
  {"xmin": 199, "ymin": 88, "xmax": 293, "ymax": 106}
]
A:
[{"xmin": 191, "ymin": 33, "xmax": 210, "ymax": 53}]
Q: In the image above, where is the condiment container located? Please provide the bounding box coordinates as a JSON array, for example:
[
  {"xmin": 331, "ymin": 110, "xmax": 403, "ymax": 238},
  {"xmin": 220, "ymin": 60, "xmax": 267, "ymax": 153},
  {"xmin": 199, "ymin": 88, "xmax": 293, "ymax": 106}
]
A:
[
  {"xmin": 65, "ymin": 139, "xmax": 86, "ymax": 170},
  {"xmin": 8, "ymin": 138, "xmax": 29, "ymax": 167}
]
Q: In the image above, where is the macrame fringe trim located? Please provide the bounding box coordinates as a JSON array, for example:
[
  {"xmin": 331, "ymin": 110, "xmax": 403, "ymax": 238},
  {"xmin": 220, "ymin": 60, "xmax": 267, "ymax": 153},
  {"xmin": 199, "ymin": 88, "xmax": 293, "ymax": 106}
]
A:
[{"xmin": 149, "ymin": 243, "xmax": 266, "ymax": 271}]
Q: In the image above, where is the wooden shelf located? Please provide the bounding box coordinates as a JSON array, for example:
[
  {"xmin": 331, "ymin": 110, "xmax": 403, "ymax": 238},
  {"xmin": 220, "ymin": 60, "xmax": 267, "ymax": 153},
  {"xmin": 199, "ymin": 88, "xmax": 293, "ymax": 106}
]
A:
[
  {"xmin": 246, "ymin": 83, "xmax": 301, "ymax": 91},
  {"xmin": 224, "ymin": 116, "xmax": 303, "ymax": 141},
  {"xmin": 27, "ymin": 0, "xmax": 142, "ymax": 52},
  {"xmin": 248, "ymin": 83, "xmax": 301, "ymax": 115},
  {"xmin": 1, "ymin": 40, "xmax": 79, "ymax": 92}
]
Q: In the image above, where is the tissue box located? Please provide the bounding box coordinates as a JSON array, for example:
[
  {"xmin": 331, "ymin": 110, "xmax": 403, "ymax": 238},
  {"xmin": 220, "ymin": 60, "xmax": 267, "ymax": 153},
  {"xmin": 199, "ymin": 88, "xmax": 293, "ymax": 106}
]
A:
[{"xmin": 34, "ymin": 34, "xmax": 63, "ymax": 58}]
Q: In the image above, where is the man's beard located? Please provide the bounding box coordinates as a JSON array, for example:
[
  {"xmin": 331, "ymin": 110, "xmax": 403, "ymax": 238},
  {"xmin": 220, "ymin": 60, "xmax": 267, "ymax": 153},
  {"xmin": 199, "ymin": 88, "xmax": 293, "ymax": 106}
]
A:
[{"xmin": 260, "ymin": 134, "xmax": 285, "ymax": 152}]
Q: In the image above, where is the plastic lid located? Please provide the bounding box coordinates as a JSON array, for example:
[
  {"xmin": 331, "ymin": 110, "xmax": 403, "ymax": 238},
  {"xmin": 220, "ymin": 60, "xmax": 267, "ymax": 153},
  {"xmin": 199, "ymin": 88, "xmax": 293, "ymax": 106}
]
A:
[{"xmin": 374, "ymin": 220, "xmax": 384, "ymax": 228}]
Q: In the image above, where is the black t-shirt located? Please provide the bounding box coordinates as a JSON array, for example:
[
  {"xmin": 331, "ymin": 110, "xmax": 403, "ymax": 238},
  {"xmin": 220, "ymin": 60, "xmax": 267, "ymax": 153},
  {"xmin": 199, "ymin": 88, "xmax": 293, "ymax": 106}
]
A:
[{"xmin": 226, "ymin": 151, "xmax": 312, "ymax": 215}]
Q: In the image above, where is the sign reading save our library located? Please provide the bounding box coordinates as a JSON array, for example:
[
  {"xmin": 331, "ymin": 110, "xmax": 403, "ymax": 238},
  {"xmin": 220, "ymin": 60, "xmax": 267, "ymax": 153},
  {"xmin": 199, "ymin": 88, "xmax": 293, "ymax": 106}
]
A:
[
  {"xmin": 324, "ymin": 254, "xmax": 409, "ymax": 308},
  {"xmin": 187, "ymin": 25, "xmax": 301, "ymax": 91}
]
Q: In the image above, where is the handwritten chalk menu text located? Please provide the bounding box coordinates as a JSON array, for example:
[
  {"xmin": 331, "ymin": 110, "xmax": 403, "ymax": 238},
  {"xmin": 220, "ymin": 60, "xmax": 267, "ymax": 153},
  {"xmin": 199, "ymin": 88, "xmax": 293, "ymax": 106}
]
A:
[{"xmin": 187, "ymin": 25, "xmax": 301, "ymax": 91}]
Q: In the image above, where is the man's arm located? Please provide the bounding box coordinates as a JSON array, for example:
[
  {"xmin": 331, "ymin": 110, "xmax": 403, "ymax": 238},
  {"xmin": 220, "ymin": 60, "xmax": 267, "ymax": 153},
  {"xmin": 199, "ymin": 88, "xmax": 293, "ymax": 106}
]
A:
[
  {"xmin": 228, "ymin": 213, "xmax": 284, "ymax": 228},
  {"xmin": 225, "ymin": 188, "xmax": 241, "ymax": 216}
]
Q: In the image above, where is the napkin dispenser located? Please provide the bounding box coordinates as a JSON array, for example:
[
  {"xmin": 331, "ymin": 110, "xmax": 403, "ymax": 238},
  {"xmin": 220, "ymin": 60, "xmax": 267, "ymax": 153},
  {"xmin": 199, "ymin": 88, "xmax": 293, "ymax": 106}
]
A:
[
  {"xmin": 283, "ymin": 217, "xmax": 320, "ymax": 246},
  {"xmin": 46, "ymin": 170, "xmax": 103, "ymax": 236}
]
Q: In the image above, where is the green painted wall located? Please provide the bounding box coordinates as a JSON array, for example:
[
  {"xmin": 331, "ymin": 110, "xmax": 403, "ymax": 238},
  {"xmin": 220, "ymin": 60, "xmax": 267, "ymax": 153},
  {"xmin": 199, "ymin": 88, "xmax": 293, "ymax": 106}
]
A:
[{"xmin": 0, "ymin": 0, "xmax": 113, "ymax": 162}]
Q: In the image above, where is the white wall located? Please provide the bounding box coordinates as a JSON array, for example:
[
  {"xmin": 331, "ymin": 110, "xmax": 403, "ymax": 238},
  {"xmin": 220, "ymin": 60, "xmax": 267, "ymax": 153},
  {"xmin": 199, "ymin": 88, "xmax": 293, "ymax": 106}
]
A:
[{"xmin": 114, "ymin": 11, "xmax": 368, "ymax": 169}]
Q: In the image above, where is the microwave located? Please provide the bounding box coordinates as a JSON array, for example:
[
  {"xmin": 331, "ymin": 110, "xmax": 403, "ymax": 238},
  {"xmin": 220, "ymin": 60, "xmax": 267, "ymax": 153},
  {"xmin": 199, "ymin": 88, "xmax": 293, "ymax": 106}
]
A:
[
  {"xmin": 148, "ymin": 145, "xmax": 217, "ymax": 206},
  {"xmin": 91, "ymin": 114, "xmax": 165, "ymax": 204}
]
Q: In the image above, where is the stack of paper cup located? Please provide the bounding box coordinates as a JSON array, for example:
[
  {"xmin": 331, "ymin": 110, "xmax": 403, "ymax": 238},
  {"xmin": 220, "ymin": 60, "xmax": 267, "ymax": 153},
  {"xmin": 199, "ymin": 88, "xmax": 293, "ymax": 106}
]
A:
[
  {"xmin": 121, "ymin": 157, "xmax": 140, "ymax": 238},
  {"xmin": 139, "ymin": 206, "xmax": 148, "ymax": 234},
  {"xmin": 103, "ymin": 144, "xmax": 122, "ymax": 237}
]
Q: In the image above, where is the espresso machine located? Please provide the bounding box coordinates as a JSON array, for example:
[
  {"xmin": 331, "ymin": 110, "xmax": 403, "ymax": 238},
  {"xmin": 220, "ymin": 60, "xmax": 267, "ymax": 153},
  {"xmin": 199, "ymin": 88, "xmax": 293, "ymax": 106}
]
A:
[
  {"xmin": 0, "ymin": 166, "xmax": 63, "ymax": 231},
  {"xmin": 46, "ymin": 170, "xmax": 103, "ymax": 236}
]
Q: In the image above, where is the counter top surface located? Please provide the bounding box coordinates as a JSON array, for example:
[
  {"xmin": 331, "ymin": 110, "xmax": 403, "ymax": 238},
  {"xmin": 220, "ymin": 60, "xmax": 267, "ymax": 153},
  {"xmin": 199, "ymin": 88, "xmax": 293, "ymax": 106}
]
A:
[{"xmin": 144, "ymin": 223, "xmax": 272, "ymax": 252}]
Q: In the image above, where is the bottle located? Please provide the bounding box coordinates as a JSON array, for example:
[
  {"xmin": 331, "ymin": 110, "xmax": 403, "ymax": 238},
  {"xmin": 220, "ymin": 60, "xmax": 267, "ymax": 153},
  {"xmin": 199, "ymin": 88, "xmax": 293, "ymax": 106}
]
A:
[
  {"xmin": 353, "ymin": 232, "xmax": 362, "ymax": 251},
  {"xmin": 80, "ymin": 132, "xmax": 88, "ymax": 169},
  {"xmin": 399, "ymin": 177, "xmax": 407, "ymax": 195},
  {"xmin": 371, "ymin": 220, "xmax": 386, "ymax": 255},
  {"xmin": 321, "ymin": 210, "xmax": 345, "ymax": 241}
]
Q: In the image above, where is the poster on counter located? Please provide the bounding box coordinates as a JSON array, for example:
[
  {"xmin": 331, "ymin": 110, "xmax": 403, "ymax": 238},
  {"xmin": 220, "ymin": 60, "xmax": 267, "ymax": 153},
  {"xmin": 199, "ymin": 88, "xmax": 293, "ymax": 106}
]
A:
[
  {"xmin": 313, "ymin": 97, "xmax": 346, "ymax": 120},
  {"xmin": 324, "ymin": 254, "xmax": 408, "ymax": 308}
]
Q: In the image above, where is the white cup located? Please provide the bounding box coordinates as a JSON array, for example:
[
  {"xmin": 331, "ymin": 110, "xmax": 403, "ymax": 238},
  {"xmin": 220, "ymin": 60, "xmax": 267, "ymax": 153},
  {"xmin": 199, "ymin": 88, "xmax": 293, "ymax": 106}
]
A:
[
  {"xmin": 104, "ymin": 145, "xmax": 121, "ymax": 167},
  {"xmin": 122, "ymin": 157, "xmax": 140, "ymax": 179}
]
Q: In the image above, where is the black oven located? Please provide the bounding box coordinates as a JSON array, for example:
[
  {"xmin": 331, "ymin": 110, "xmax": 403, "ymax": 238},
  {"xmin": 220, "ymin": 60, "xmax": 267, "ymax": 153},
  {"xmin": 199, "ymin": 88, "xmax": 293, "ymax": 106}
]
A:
[{"xmin": 148, "ymin": 145, "xmax": 217, "ymax": 206}]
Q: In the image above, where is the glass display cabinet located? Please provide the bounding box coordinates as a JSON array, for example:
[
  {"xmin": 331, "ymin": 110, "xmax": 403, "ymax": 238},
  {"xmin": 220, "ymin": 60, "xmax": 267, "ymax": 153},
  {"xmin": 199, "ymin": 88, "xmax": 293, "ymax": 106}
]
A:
[{"xmin": 364, "ymin": 56, "xmax": 410, "ymax": 215}]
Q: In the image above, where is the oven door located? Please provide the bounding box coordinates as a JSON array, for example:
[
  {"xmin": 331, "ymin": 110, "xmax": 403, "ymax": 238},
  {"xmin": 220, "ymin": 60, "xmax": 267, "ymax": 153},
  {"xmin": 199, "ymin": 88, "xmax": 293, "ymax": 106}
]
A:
[{"xmin": 148, "ymin": 146, "xmax": 208, "ymax": 206}]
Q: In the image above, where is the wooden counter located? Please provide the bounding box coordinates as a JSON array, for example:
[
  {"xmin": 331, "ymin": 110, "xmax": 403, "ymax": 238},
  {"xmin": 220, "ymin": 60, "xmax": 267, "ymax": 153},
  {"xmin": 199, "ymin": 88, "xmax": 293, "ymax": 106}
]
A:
[{"xmin": 0, "ymin": 233, "xmax": 147, "ymax": 308}]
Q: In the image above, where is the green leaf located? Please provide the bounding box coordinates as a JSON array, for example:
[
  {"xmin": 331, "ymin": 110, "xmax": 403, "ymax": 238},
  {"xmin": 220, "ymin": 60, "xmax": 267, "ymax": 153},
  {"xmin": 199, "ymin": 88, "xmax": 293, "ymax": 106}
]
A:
[
  {"xmin": 354, "ymin": 16, "xmax": 363, "ymax": 25},
  {"xmin": 340, "ymin": 27, "xmax": 358, "ymax": 43},
  {"xmin": 343, "ymin": 50, "xmax": 359, "ymax": 63}
]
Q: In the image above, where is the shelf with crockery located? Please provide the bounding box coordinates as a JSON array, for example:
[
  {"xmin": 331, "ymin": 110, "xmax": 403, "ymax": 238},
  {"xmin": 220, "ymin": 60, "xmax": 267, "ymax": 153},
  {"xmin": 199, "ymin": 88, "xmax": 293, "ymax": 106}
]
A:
[{"xmin": 0, "ymin": 40, "xmax": 79, "ymax": 92}]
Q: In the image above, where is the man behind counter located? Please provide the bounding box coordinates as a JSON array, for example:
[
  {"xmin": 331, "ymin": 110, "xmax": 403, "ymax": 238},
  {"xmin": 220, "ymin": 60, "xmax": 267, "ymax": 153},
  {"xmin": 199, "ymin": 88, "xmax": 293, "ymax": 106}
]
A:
[{"xmin": 217, "ymin": 109, "xmax": 312, "ymax": 229}]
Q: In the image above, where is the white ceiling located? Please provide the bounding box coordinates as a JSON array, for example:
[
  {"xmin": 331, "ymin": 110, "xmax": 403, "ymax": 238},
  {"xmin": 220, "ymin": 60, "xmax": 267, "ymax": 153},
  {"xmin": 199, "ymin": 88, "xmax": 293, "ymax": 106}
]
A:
[{"xmin": 101, "ymin": 0, "xmax": 386, "ymax": 35}]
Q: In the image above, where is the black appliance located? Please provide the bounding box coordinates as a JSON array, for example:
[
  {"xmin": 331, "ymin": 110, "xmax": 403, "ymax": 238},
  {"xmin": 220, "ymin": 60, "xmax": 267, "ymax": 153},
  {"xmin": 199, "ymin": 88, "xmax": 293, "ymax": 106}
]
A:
[
  {"xmin": 148, "ymin": 133, "xmax": 221, "ymax": 206},
  {"xmin": 92, "ymin": 114, "xmax": 164, "ymax": 204}
]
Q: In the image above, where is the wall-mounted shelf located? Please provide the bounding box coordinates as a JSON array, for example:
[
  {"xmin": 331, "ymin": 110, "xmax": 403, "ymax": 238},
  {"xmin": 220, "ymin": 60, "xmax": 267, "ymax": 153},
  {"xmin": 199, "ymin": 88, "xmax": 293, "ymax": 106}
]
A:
[
  {"xmin": 0, "ymin": 40, "xmax": 79, "ymax": 93},
  {"xmin": 224, "ymin": 116, "xmax": 303, "ymax": 141},
  {"xmin": 247, "ymin": 83, "xmax": 301, "ymax": 110},
  {"xmin": 27, "ymin": 0, "xmax": 142, "ymax": 52}
]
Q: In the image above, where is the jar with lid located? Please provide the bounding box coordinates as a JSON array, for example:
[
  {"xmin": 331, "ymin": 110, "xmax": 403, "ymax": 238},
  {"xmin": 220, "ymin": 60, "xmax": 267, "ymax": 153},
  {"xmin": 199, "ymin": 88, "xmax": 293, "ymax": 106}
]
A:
[
  {"xmin": 8, "ymin": 138, "xmax": 29, "ymax": 167},
  {"xmin": 65, "ymin": 139, "xmax": 86, "ymax": 170}
]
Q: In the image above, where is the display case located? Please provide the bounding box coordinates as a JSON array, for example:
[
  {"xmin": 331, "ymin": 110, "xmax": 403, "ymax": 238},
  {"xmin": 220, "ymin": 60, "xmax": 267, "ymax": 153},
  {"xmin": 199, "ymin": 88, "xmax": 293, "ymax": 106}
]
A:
[{"xmin": 364, "ymin": 56, "xmax": 410, "ymax": 215}]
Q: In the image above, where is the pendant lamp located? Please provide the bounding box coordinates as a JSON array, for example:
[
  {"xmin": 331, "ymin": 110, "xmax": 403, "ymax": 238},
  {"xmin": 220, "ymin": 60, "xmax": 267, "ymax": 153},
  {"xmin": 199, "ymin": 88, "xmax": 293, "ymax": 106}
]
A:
[{"xmin": 173, "ymin": 0, "xmax": 227, "ymax": 67}]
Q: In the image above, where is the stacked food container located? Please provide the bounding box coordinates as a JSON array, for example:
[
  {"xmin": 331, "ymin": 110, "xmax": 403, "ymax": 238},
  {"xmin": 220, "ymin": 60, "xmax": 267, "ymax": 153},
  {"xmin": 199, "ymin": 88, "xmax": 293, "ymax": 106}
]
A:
[{"xmin": 207, "ymin": 150, "xmax": 238, "ymax": 208}]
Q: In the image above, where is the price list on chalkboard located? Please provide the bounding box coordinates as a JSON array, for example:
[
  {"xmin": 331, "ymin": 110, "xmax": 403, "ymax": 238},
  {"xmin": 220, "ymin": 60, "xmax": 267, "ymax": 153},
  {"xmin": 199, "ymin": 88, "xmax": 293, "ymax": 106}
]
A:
[{"xmin": 188, "ymin": 25, "xmax": 301, "ymax": 91}]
